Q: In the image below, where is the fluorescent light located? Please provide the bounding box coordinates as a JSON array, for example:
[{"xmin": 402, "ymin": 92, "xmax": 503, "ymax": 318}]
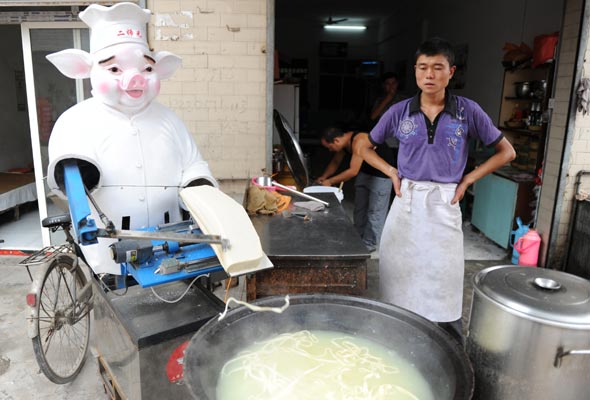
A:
[{"xmin": 324, "ymin": 25, "xmax": 366, "ymax": 31}]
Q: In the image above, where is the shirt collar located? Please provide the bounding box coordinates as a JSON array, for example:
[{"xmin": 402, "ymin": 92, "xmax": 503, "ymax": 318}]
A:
[{"xmin": 409, "ymin": 90, "xmax": 458, "ymax": 116}]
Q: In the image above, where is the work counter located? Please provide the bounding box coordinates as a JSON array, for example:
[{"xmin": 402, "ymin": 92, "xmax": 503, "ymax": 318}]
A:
[{"xmin": 246, "ymin": 192, "xmax": 370, "ymax": 300}]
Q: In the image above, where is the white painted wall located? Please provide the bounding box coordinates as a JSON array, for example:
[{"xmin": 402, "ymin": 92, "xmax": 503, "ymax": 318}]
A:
[
  {"xmin": 147, "ymin": 0, "xmax": 269, "ymax": 196},
  {"xmin": 538, "ymin": 0, "xmax": 587, "ymax": 267}
]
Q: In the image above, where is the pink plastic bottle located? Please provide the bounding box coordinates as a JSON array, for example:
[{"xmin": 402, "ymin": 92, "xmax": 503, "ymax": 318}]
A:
[{"xmin": 514, "ymin": 229, "xmax": 541, "ymax": 267}]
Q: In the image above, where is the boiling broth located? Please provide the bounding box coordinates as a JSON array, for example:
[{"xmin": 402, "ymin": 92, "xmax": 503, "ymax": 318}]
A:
[{"xmin": 216, "ymin": 330, "xmax": 434, "ymax": 400}]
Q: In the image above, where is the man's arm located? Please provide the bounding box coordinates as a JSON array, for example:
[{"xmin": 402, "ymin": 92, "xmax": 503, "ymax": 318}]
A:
[
  {"xmin": 370, "ymin": 95, "xmax": 393, "ymax": 121},
  {"xmin": 451, "ymin": 137, "xmax": 516, "ymax": 204},
  {"xmin": 316, "ymin": 151, "xmax": 345, "ymax": 184},
  {"xmin": 321, "ymin": 152, "xmax": 363, "ymax": 186},
  {"xmin": 356, "ymin": 133, "xmax": 402, "ymax": 196}
]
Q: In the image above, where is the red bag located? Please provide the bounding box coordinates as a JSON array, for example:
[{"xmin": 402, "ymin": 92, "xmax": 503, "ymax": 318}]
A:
[{"xmin": 532, "ymin": 32, "xmax": 558, "ymax": 67}]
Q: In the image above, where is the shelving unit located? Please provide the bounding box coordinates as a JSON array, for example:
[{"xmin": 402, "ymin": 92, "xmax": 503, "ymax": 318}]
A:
[
  {"xmin": 470, "ymin": 62, "xmax": 554, "ymax": 248},
  {"xmin": 497, "ymin": 62, "xmax": 554, "ymax": 173}
]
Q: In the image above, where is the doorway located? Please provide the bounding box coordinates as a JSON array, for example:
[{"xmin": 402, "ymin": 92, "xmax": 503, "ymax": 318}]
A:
[{"xmin": 0, "ymin": 22, "xmax": 88, "ymax": 251}]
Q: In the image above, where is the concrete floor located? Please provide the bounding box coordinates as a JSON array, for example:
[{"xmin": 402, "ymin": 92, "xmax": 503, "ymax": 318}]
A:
[{"xmin": 0, "ymin": 256, "xmax": 104, "ymax": 400}]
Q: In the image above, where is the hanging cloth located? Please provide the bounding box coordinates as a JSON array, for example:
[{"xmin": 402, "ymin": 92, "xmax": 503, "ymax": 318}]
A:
[{"xmin": 576, "ymin": 77, "xmax": 590, "ymax": 115}]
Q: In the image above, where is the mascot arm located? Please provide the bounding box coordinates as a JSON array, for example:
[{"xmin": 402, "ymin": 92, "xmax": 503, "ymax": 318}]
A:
[{"xmin": 62, "ymin": 160, "xmax": 98, "ymax": 245}]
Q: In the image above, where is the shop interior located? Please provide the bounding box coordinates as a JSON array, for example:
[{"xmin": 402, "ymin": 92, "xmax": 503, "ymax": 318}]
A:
[{"xmin": 272, "ymin": 0, "xmax": 564, "ymax": 255}]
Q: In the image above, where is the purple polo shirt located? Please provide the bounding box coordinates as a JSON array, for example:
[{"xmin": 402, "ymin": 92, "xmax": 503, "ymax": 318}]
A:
[{"xmin": 370, "ymin": 92, "xmax": 503, "ymax": 183}]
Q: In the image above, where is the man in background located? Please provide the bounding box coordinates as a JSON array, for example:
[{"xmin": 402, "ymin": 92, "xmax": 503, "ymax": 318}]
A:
[
  {"xmin": 370, "ymin": 72, "xmax": 405, "ymax": 171},
  {"xmin": 316, "ymin": 127, "xmax": 394, "ymax": 252}
]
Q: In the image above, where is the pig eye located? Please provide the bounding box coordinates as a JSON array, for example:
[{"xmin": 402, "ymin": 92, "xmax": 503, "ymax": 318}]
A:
[
  {"xmin": 145, "ymin": 66, "xmax": 153, "ymax": 72},
  {"xmin": 108, "ymin": 66, "xmax": 120, "ymax": 73}
]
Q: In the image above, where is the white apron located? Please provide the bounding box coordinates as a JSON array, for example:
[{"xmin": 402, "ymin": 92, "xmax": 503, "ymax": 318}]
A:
[{"xmin": 379, "ymin": 179, "xmax": 464, "ymax": 322}]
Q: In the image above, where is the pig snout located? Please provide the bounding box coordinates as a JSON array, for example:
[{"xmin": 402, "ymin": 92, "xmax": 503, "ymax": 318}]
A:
[{"xmin": 119, "ymin": 72, "xmax": 146, "ymax": 91}]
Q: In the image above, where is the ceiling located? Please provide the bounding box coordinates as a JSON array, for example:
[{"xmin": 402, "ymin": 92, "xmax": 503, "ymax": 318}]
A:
[{"xmin": 275, "ymin": 0, "xmax": 408, "ymax": 26}]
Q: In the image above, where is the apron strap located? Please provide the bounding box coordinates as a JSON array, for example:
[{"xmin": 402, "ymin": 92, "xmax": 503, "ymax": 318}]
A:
[{"xmin": 404, "ymin": 180, "xmax": 450, "ymax": 212}]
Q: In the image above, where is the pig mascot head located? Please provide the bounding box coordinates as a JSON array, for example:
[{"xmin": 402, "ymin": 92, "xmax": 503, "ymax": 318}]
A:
[{"xmin": 47, "ymin": 2, "xmax": 180, "ymax": 114}]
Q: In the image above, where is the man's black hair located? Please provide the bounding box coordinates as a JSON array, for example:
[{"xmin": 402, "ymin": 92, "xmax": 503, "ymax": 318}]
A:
[
  {"xmin": 415, "ymin": 37, "xmax": 455, "ymax": 66},
  {"xmin": 321, "ymin": 126, "xmax": 345, "ymax": 143},
  {"xmin": 381, "ymin": 71, "xmax": 399, "ymax": 83}
]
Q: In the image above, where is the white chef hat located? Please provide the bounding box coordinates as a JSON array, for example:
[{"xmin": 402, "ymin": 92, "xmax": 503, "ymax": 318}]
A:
[{"xmin": 79, "ymin": 2, "xmax": 151, "ymax": 54}]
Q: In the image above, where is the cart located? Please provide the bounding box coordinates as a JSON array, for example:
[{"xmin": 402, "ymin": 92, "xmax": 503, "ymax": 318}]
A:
[{"xmin": 19, "ymin": 161, "xmax": 233, "ymax": 396}]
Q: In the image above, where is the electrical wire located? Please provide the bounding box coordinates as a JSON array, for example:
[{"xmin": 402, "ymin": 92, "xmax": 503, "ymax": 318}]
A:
[
  {"xmin": 98, "ymin": 274, "xmax": 129, "ymax": 296},
  {"xmin": 150, "ymin": 273, "xmax": 210, "ymax": 303},
  {"xmin": 223, "ymin": 276, "xmax": 233, "ymax": 303}
]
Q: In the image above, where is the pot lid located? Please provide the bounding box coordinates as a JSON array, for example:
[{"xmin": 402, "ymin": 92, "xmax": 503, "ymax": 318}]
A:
[
  {"xmin": 474, "ymin": 266, "xmax": 590, "ymax": 327},
  {"xmin": 273, "ymin": 109, "xmax": 309, "ymax": 189}
]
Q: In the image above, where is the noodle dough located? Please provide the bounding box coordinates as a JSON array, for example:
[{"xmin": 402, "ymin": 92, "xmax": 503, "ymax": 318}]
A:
[
  {"xmin": 180, "ymin": 186, "xmax": 272, "ymax": 276},
  {"xmin": 216, "ymin": 330, "xmax": 434, "ymax": 400}
]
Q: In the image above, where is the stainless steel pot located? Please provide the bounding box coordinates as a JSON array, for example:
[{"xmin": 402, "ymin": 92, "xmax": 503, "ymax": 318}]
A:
[
  {"xmin": 466, "ymin": 266, "xmax": 590, "ymax": 400},
  {"xmin": 514, "ymin": 81, "xmax": 532, "ymax": 98},
  {"xmin": 252, "ymin": 176, "xmax": 330, "ymax": 206},
  {"xmin": 184, "ymin": 294, "xmax": 474, "ymax": 399}
]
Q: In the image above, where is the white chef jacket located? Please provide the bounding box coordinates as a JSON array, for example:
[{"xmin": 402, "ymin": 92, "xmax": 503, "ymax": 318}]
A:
[{"xmin": 48, "ymin": 98, "xmax": 217, "ymax": 274}]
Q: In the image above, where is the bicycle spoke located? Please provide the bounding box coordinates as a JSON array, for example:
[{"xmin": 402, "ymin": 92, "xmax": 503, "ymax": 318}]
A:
[
  {"xmin": 48, "ymin": 267, "xmax": 63, "ymax": 311},
  {"xmin": 32, "ymin": 258, "xmax": 90, "ymax": 383},
  {"xmin": 58, "ymin": 268, "xmax": 78, "ymax": 306}
]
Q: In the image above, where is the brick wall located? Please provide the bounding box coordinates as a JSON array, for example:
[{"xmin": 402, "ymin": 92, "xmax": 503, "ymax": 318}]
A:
[
  {"xmin": 146, "ymin": 0, "xmax": 269, "ymax": 198},
  {"xmin": 537, "ymin": 0, "xmax": 588, "ymax": 267}
]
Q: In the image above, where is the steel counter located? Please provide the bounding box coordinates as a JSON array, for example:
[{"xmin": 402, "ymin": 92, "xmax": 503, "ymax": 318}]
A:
[
  {"xmin": 246, "ymin": 193, "xmax": 370, "ymax": 300},
  {"xmin": 92, "ymin": 277, "xmax": 224, "ymax": 399}
]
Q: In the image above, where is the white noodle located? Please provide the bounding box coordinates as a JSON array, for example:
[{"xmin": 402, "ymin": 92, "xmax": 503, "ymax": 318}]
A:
[
  {"xmin": 217, "ymin": 295, "xmax": 290, "ymax": 321},
  {"xmin": 217, "ymin": 330, "xmax": 426, "ymax": 400}
]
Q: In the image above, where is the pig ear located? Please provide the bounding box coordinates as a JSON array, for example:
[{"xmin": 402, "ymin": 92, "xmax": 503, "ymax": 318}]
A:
[
  {"xmin": 46, "ymin": 49, "xmax": 93, "ymax": 79},
  {"xmin": 154, "ymin": 51, "xmax": 182, "ymax": 80}
]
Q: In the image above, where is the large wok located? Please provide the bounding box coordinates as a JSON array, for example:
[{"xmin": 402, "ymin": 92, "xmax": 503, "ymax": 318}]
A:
[{"xmin": 183, "ymin": 294, "xmax": 474, "ymax": 399}]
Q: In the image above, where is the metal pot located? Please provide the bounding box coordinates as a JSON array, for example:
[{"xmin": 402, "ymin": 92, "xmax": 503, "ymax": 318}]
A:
[
  {"xmin": 532, "ymin": 79, "xmax": 548, "ymax": 99},
  {"xmin": 466, "ymin": 266, "xmax": 590, "ymax": 400},
  {"xmin": 514, "ymin": 81, "xmax": 532, "ymax": 98},
  {"xmin": 184, "ymin": 294, "xmax": 474, "ymax": 399},
  {"xmin": 253, "ymin": 175, "xmax": 272, "ymax": 187}
]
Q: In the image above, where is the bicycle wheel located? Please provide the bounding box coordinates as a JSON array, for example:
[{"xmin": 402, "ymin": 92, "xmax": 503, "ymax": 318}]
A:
[{"xmin": 32, "ymin": 254, "xmax": 91, "ymax": 384}]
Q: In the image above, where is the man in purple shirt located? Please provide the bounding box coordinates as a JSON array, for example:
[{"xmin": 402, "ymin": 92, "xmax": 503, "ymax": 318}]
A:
[{"xmin": 358, "ymin": 37, "xmax": 515, "ymax": 343}]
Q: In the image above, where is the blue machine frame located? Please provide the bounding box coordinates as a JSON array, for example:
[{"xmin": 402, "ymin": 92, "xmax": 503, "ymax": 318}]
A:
[{"xmin": 62, "ymin": 160, "xmax": 224, "ymax": 288}]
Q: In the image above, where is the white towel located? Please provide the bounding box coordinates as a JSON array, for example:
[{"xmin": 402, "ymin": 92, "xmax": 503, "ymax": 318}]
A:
[{"xmin": 293, "ymin": 201, "xmax": 325, "ymax": 212}]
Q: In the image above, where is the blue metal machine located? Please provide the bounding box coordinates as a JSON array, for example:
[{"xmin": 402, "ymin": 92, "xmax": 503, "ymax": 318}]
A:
[{"xmin": 62, "ymin": 160, "xmax": 226, "ymax": 288}]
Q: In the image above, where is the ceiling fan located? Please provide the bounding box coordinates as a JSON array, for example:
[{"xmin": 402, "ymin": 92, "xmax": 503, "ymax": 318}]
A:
[{"xmin": 324, "ymin": 15, "xmax": 348, "ymax": 25}]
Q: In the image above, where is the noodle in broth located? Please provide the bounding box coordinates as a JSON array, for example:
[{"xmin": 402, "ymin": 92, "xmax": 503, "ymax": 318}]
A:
[{"xmin": 216, "ymin": 330, "xmax": 434, "ymax": 400}]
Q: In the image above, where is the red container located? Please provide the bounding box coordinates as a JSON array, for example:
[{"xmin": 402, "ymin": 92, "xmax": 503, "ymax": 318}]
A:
[
  {"xmin": 514, "ymin": 229, "xmax": 541, "ymax": 267},
  {"xmin": 532, "ymin": 32, "xmax": 558, "ymax": 67}
]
